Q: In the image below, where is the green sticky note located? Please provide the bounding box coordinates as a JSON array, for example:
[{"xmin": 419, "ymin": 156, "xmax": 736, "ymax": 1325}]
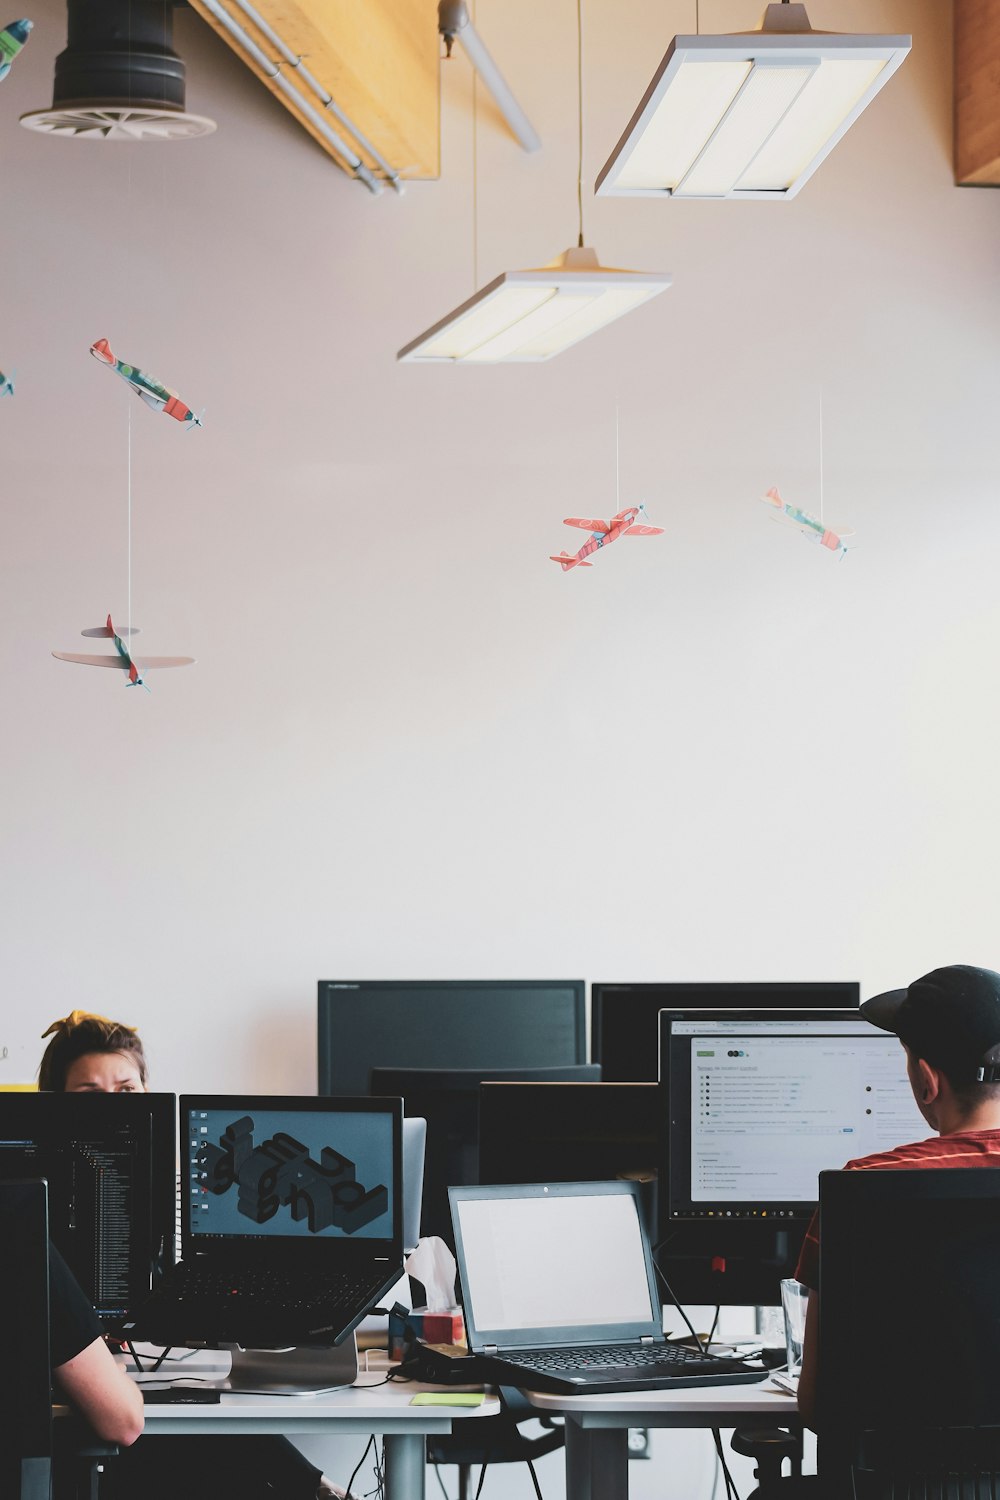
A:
[{"xmin": 409, "ymin": 1392, "xmax": 485, "ymax": 1407}]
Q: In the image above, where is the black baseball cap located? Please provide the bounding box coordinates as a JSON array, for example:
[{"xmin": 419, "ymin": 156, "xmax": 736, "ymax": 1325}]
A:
[{"xmin": 861, "ymin": 965, "xmax": 1000, "ymax": 1083}]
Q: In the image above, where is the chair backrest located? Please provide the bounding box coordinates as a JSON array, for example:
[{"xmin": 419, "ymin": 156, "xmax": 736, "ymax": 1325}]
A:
[
  {"xmin": 0, "ymin": 1180, "xmax": 52, "ymax": 1500},
  {"xmin": 819, "ymin": 1167, "xmax": 1000, "ymax": 1479}
]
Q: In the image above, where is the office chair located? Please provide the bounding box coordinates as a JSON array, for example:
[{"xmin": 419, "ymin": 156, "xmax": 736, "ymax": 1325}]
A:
[
  {"xmin": 427, "ymin": 1388, "xmax": 564, "ymax": 1500},
  {"xmin": 0, "ymin": 1179, "xmax": 54, "ymax": 1500},
  {"xmin": 740, "ymin": 1166, "xmax": 1000, "ymax": 1500}
]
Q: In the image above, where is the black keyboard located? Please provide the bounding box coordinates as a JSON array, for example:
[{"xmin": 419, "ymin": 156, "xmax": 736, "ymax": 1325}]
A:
[
  {"xmin": 513, "ymin": 1342, "xmax": 725, "ymax": 1373},
  {"xmin": 160, "ymin": 1266, "xmax": 384, "ymax": 1316}
]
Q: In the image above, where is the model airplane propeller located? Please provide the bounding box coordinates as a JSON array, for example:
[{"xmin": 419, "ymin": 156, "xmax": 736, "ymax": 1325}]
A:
[
  {"xmin": 762, "ymin": 487, "xmax": 852, "ymax": 558},
  {"xmin": 550, "ymin": 503, "xmax": 663, "ymax": 571},
  {"xmin": 53, "ymin": 615, "xmax": 194, "ymax": 690},
  {"xmin": 90, "ymin": 339, "xmax": 203, "ymax": 428},
  {"xmin": 0, "ymin": 367, "xmax": 13, "ymax": 398}
]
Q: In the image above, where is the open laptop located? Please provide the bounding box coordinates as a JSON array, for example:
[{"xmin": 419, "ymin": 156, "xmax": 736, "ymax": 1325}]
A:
[
  {"xmin": 449, "ymin": 1181, "xmax": 764, "ymax": 1395},
  {"xmin": 120, "ymin": 1095, "xmax": 403, "ymax": 1348}
]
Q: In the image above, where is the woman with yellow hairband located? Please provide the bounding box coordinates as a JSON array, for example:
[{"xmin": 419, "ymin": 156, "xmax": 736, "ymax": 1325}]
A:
[
  {"xmin": 36, "ymin": 1011, "xmax": 352, "ymax": 1499},
  {"xmin": 39, "ymin": 1010, "xmax": 148, "ymax": 1093}
]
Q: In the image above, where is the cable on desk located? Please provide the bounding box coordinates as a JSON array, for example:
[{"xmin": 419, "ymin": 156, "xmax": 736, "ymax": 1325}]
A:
[
  {"xmin": 712, "ymin": 1427, "xmax": 742, "ymax": 1500},
  {"xmin": 526, "ymin": 1457, "xmax": 544, "ymax": 1498},
  {"xmin": 126, "ymin": 1341, "xmax": 174, "ymax": 1374},
  {"xmin": 346, "ymin": 1435, "xmax": 376, "ymax": 1500}
]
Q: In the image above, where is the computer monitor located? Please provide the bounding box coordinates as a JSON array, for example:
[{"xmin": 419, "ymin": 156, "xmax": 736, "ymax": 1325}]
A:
[
  {"xmin": 0, "ymin": 1093, "xmax": 177, "ymax": 1325},
  {"xmin": 477, "ymin": 1081, "xmax": 658, "ymax": 1230},
  {"xmin": 657, "ymin": 1010, "xmax": 925, "ymax": 1305},
  {"xmin": 318, "ymin": 980, "xmax": 586, "ymax": 1096},
  {"xmin": 370, "ymin": 1065, "xmax": 600, "ymax": 1248},
  {"xmin": 591, "ymin": 981, "xmax": 861, "ymax": 1082}
]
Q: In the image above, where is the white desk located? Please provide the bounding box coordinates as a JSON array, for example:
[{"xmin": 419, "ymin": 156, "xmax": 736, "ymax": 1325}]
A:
[
  {"xmin": 117, "ymin": 1353, "xmax": 500, "ymax": 1500},
  {"xmin": 526, "ymin": 1378, "xmax": 799, "ymax": 1500}
]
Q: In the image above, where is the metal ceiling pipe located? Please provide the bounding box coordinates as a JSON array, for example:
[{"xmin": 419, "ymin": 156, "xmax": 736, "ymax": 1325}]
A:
[
  {"xmin": 228, "ymin": 0, "xmax": 403, "ymax": 192},
  {"xmin": 53, "ymin": 0, "xmax": 187, "ymax": 111},
  {"xmin": 197, "ymin": 0, "xmax": 383, "ymax": 193},
  {"xmin": 438, "ymin": 0, "xmax": 541, "ymax": 154}
]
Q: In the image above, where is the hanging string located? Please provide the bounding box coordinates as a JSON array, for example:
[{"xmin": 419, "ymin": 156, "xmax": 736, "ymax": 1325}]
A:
[
  {"xmin": 577, "ymin": 0, "xmax": 584, "ymax": 247},
  {"xmin": 696, "ymin": 0, "xmax": 700, "ymax": 35},
  {"xmin": 615, "ymin": 402, "xmax": 621, "ymax": 512},
  {"xmin": 819, "ymin": 392, "xmax": 824, "ymax": 525},
  {"xmin": 127, "ymin": 400, "xmax": 132, "ymax": 641}
]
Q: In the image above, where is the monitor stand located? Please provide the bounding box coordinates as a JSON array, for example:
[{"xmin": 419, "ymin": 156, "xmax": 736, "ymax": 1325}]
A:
[{"xmin": 220, "ymin": 1335, "xmax": 359, "ymax": 1396}]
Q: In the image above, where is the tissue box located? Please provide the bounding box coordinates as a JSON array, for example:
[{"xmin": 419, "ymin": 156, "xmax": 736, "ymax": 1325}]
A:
[{"xmin": 408, "ymin": 1308, "xmax": 466, "ymax": 1346}]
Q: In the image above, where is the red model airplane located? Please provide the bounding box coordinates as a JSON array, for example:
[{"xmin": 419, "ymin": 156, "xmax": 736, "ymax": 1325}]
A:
[{"xmin": 550, "ymin": 503, "xmax": 663, "ymax": 571}]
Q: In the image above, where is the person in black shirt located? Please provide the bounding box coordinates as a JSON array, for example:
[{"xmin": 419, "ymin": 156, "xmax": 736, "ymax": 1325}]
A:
[{"xmin": 50, "ymin": 1244, "xmax": 145, "ymax": 1445}]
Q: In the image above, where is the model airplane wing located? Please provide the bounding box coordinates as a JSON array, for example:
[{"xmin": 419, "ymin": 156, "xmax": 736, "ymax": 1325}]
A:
[
  {"xmin": 52, "ymin": 653, "xmax": 131, "ymax": 668},
  {"xmin": 563, "ymin": 517, "xmax": 610, "ymax": 532},
  {"xmin": 623, "ymin": 524, "xmax": 664, "ymax": 536},
  {"xmin": 53, "ymin": 653, "xmax": 194, "ymax": 669}
]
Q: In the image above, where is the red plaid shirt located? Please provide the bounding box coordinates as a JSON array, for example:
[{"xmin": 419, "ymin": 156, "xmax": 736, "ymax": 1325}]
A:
[{"xmin": 795, "ymin": 1129, "xmax": 1000, "ymax": 1290}]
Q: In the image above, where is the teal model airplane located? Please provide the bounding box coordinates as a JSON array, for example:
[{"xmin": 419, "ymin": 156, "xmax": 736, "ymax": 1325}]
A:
[{"xmin": 0, "ymin": 19, "xmax": 33, "ymax": 82}]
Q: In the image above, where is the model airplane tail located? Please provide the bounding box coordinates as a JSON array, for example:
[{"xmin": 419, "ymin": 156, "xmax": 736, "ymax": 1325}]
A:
[
  {"xmin": 549, "ymin": 552, "xmax": 593, "ymax": 571},
  {"xmin": 762, "ymin": 487, "xmax": 784, "ymax": 509}
]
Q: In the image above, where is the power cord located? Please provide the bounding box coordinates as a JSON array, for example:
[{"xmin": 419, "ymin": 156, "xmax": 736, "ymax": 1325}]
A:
[
  {"xmin": 712, "ymin": 1427, "xmax": 743, "ymax": 1500},
  {"xmin": 346, "ymin": 1436, "xmax": 376, "ymax": 1500}
]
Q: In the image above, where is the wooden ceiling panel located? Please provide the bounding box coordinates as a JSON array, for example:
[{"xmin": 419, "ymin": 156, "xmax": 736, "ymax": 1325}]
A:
[
  {"xmin": 955, "ymin": 0, "xmax": 1000, "ymax": 186},
  {"xmin": 190, "ymin": 0, "xmax": 440, "ymax": 183}
]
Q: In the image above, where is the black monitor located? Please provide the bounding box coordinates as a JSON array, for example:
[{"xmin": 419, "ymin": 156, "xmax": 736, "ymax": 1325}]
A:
[
  {"xmin": 657, "ymin": 1010, "xmax": 925, "ymax": 1305},
  {"xmin": 318, "ymin": 980, "xmax": 587, "ymax": 1096},
  {"xmin": 370, "ymin": 1065, "xmax": 600, "ymax": 1248},
  {"xmin": 478, "ymin": 1080, "xmax": 658, "ymax": 1231},
  {"xmin": 0, "ymin": 1093, "xmax": 177, "ymax": 1325},
  {"xmin": 591, "ymin": 981, "xmax": 861, "ymax": 1082}
]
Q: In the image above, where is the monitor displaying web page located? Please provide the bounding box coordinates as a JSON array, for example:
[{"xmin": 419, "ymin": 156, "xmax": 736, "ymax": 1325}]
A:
[{"xmin": 663, "ymin": 1013, "xmax": 928, "ymax": 1220}]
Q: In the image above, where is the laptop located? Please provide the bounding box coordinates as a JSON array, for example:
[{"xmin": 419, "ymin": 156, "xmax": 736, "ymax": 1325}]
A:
[
  {"xmin": 449, "ymin": 1181, "xmax": 764, "ymax": 1395},
  {"xmin": 120, "ymin": 1095, "xmax": 403, "ymax": 1348}
]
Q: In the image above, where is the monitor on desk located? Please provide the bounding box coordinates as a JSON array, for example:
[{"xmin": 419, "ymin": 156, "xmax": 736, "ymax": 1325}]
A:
[
  {"xmin": 477, "ymin": 1080, "xmax": 658, "ymax": 1230},
  {"xmin": 370, "ymin": 1064, "xmax": 600, "ymax": 1248},
  {"xmin": 318, "ymin": 980, "xmax": 586, "ymax": 1096},
  {"xmin": 658, "ymin": 1011, "xmax": 926, "ymax": 1305},
  {"xmin": 0, "ymin": 1092, "xmax": 176, "ymax": 1326},
  {"xmin": 592, "ymin": 981, "xmax": 861, "ymax": 1081}
]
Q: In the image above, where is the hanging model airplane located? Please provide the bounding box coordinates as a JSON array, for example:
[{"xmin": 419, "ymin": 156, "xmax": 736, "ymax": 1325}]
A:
[
  {"xmin": 550, "ymin": 503, "xmax": 664, "ymax": 571},
  {"xmin": 0, "ymin": 368, "xmax": 13, "ymax": 398},
  {"xmin": 761, "ymin": 487, "xmax": 852, "ymax": 558},
  {"xmin": 90, "ymin": 339, "xmax": 203, "ymax": 427},
  {"xmin": 53, "ymin": 615, "xmax": 195, "ymax": 690},
  {"xmin": 0, "ymin": 18, "xmax": 32, "ymax": 81}
]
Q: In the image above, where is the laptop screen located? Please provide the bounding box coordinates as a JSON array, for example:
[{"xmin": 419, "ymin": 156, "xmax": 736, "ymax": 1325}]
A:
[
  {"xmin": 451, "ymin": 1182, "xmax": 661, "ymax": 1349},
  {"xmin": 183, "ymin": 1097, "xmax": 400, "ymax": 1247}
]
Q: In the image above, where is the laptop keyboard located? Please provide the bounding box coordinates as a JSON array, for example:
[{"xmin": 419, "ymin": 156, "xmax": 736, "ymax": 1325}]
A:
[
  {"xmin": 511, "ymin": 1342, "xmax": 718, "ymax": 1373},
  {"xmin": 161, "ymin": 1266, "xmax": 386, "ymax": 1315}
]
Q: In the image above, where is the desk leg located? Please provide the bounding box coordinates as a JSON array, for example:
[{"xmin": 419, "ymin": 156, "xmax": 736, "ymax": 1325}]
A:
[
  {"xmin": 382, "ymin": 1432, "xmax": 425, "ymax": 1500},
  {"xmin": 565, "ymin": 1420, "xmax": 628, "ymax": 1500}
]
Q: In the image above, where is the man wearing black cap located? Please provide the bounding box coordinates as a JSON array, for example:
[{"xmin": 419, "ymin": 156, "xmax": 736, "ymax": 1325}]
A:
[{"xmin": 796, "ymin": 964, "xmax": 1000, "ymax": 1428}]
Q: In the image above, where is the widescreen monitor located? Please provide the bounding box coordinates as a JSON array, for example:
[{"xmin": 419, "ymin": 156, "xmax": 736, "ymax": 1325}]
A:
[
  {"xmin": 0, "ymin": 1092, "xmax": 177, "ymax": 1324},
  {"xmin": 318, "ymin": 979, "xmax": 586, "ymax": 1096},
  {"xmin": 657, "ymin": 1011, "xmax": 924, "ymax": 1305},
  {"xmin": 591, "ymin": 981, "xmax": 861, "ymax": 1081},
  {"xmin": 370, "ymin": 1064, "xmax": 600, "ymax": 1248},
  {"xmin": 477, "ymin": 1080, "xmax": 658, "ymax": 1229}
]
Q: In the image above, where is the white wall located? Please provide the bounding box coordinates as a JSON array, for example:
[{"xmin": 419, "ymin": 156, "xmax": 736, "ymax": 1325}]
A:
[{"xmin": 0, "ymin": 0, "xmax": 996, "ymax": 1488}]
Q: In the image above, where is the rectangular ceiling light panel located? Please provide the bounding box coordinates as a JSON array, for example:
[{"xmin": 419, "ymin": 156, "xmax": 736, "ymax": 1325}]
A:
[
  {"xmin": 596, "ymin": 31, "xmax": 910, "ymax": 200},
  {"xmin": 398, "ymin": 268, "xmax": 672, "ymax": 364}
]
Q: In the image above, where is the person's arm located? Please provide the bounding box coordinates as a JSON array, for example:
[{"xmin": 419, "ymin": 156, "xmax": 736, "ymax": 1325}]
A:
[
  {"xmin": 796, "ymin": 1289, "xmax": 819, "ymax": 1433},
  {"xmin": 54, "ymin": 1336, "xmax": 144, "ymax": 1446}
]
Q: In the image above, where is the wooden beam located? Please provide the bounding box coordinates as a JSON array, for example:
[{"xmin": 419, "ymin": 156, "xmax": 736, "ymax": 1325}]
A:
[
  {"xmin": 190, "ymin": 0, "xmax": 440, "ymax": 182},
  {"xmin": 955, "ymin": 0, "xmax": 1000, "ymax": 186}
]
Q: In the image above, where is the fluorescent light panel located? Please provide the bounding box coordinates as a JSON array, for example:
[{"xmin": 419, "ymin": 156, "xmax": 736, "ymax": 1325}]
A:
[
  {"xmin": 596, "ymin": 30, "xmax": 910, "ymax": 200},
  {"xmin": 398, "ymin": 257, "xmax": 671, "ymax": 364}
]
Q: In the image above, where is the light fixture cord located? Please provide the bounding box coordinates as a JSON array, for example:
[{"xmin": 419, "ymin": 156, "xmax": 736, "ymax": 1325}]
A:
[
  {"xmin": 472, "ymin": 0, "xmax": 479, "ymax": 288},
  {"xmin": 616, "ymin": 402, "xmax": 621, "ymax": 512},
  {"xmin": 577, "ymin": 0, "xmax": 584, "ymax": 247}
]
